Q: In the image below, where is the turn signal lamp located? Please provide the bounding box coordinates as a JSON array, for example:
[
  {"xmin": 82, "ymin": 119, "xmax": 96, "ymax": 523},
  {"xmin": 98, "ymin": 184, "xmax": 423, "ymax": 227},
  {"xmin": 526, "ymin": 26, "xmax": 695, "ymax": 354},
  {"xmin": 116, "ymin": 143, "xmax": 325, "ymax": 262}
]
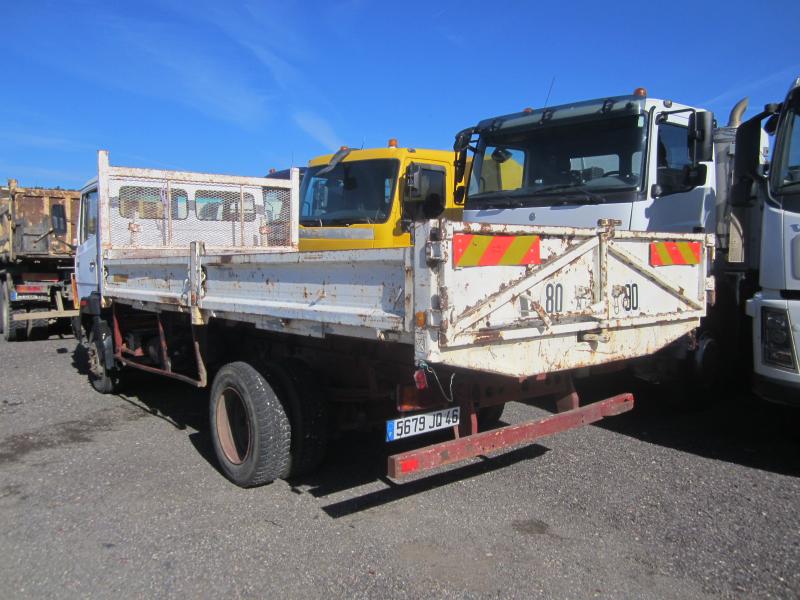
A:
[
  {"xmin": 633, "ymin": 87, "xmax": 647, "ymax": 97},
  {"xmin": 388, "ymin": 138, "xmax": 398, "ymax": 147},
  {"xmin": 339, "ymin": 145, "xmax": 349, "ymax": 151},
  {"xmin": 415, "ymin": 311, "xmax": 426, "ymax": 327},
  {"xmin": 523, "ymin": 107, "xmax": 534, "ymax": 114}
]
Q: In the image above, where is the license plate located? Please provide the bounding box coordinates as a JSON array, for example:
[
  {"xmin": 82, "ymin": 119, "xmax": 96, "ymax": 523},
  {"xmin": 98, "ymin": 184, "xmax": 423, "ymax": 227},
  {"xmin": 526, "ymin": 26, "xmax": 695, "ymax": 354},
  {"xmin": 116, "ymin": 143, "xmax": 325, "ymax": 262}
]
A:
[{"xmin": 386, "ymin": 407, "xmax": 460, "ymax": 442}]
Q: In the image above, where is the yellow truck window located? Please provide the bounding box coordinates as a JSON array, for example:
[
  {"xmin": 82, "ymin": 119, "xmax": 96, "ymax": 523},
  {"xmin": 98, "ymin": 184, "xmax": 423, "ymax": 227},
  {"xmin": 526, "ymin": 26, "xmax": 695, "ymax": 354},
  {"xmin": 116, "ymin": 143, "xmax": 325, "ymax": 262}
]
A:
[
  {"xmin": 300, "ymin": 159, "xmax": 398, "ymax": 226},
  {"xmin": 119, "ymin": 186, "xmax": 188, "ymax": 220}
]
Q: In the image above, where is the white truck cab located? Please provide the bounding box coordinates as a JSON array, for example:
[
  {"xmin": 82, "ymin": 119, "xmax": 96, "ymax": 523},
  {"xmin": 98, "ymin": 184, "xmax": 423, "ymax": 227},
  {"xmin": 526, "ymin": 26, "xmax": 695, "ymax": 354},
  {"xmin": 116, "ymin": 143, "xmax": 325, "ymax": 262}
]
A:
[{"xmin": 459, "ymin": 89, "xmax": 715, "ymax": 235}]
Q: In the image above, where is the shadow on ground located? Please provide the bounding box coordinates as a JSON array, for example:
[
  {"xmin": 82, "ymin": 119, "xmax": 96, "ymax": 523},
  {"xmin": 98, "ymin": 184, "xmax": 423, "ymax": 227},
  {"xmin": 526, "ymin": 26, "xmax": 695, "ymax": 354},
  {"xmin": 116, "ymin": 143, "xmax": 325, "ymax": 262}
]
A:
[
  {"xmin": 576, "ymin": 372, "xmax": 800, "ymax": 477},
  {"xmin": 71, "ymin": 345, "xmax": 800, "ymax": 510}
]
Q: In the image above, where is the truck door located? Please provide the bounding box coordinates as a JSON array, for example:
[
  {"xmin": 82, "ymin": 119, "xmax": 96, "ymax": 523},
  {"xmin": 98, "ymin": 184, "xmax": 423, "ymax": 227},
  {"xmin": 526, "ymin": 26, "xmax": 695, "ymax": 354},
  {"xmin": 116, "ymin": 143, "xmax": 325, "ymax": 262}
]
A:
[
  {"xmin": 75, "ymin": 187, "xmax": 100, "ymax": 300},
  {"xmin": 634, "ymin": 115, "xmax": 713, "ymax": 232}
]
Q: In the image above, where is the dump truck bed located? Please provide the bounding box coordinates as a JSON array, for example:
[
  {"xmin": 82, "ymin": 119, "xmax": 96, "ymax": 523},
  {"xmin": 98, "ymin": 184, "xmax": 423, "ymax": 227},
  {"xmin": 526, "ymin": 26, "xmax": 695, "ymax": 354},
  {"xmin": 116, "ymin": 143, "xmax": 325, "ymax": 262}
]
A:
[{"xmin": 94, "ymin": 154, "xmax": 714, "ymax": 379}]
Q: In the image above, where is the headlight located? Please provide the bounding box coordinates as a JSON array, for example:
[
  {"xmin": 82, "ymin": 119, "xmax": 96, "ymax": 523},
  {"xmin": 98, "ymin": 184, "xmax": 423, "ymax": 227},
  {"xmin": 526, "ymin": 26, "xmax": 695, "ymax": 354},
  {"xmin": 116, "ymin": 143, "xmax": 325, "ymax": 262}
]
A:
[{"xmin": 762, "ymin": 307, "xmax": 797, "ymax": 371}]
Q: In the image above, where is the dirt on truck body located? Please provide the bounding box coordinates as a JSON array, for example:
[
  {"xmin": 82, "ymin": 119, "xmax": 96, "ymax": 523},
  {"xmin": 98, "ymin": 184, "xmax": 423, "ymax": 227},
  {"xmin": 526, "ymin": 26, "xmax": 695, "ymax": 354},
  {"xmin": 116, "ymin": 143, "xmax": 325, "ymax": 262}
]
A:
[{"xmin": 0, "ymin": 179, "xmax": 80, "ymax": 341}]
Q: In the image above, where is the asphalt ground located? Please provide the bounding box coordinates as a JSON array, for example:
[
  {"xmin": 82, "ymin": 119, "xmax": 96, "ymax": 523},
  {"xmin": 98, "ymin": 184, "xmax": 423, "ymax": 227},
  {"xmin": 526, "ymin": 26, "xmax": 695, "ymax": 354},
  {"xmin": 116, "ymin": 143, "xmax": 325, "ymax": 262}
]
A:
[{"xmin": 1, "ymin": 335, "xmax": 798, "ymax": 599}]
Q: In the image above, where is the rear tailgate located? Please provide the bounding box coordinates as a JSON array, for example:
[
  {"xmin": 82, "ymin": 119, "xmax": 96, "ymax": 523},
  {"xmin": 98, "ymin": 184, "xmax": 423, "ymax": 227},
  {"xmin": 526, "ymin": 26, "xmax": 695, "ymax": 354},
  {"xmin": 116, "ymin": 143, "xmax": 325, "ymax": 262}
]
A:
[{"xmin": 414, "ymin": 220, "xmax": 714, "ymax": 378}]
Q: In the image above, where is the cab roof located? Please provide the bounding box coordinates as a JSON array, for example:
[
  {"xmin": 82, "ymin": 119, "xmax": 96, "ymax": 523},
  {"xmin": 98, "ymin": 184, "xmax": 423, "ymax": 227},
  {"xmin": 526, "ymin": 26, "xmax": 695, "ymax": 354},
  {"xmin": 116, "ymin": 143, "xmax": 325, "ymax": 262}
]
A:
[{"xmin": 308, "ymin": 147, "xmax": 453, "ymax": 167}]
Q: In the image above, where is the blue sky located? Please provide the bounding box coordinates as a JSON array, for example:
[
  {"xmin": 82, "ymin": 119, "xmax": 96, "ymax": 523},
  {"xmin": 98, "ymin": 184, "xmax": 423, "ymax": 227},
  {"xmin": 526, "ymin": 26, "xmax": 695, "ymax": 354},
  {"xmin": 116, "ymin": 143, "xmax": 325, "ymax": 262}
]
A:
[{"xmin": 2, "ymin": 0, "xmax": 798, "ymax": 188}]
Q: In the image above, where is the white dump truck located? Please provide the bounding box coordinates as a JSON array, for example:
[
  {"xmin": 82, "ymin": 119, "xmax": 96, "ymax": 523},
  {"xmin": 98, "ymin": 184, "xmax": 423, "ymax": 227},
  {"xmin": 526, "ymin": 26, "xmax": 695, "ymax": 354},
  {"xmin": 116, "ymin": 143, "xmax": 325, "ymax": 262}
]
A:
[
  {"xmin": 73, "ymin": 151, "xmax": 712, "ymax": 487},
  {"xmin": 456, "ymin": 84, "xmax": 799, "ymax": 403}
]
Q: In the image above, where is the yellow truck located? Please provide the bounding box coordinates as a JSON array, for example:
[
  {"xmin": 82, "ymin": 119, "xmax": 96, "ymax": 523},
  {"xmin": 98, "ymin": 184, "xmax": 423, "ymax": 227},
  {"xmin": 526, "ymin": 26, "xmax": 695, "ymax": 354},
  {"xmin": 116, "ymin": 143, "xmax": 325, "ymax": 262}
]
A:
[{"xmin": 298, "ymin": 141, "xmax": 462, "ymax": 251}]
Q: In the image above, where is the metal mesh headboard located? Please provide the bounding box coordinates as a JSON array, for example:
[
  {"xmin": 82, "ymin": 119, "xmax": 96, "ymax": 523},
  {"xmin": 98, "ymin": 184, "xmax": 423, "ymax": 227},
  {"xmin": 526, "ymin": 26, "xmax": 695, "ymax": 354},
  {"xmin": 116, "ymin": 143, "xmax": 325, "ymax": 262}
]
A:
[{"xmin": 98, "ymin": 152, "xmax": 299, "ymax": 255}]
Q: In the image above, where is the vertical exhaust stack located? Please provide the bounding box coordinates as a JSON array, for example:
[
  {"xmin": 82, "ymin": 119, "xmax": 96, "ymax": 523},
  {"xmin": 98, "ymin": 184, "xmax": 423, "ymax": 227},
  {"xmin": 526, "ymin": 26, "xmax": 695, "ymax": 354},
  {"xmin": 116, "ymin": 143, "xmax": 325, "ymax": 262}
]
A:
[{"xmin": 727, "ymin": 97, "xmax": 749, "ymax": 128}]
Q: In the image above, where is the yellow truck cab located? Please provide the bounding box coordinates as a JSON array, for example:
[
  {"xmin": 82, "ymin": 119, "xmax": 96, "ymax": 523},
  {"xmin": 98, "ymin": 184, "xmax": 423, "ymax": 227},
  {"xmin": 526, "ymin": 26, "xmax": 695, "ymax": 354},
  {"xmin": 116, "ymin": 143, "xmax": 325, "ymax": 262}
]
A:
[{"xmin": 299, "ymin": 141, "xmax": 461, "ymax": 251}]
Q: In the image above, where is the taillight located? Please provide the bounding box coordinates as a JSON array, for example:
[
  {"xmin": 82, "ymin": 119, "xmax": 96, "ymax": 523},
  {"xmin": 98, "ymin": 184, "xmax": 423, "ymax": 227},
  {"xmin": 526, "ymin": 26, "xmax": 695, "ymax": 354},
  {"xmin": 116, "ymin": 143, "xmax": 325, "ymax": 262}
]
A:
[{"xmin": 761, "ymin": 308, "xmax": 797, "ymax": 371}]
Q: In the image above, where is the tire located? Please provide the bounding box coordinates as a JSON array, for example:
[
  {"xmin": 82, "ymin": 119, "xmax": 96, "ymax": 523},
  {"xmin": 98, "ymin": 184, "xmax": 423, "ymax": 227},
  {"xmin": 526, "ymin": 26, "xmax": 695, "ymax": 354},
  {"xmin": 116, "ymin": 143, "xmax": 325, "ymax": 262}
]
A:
[
  {"xmin": 478, "ymin": 404, "xmax": 505, "ymax": 429},
  {"xmin": 26, "ymin": 307, "xmax": 50, "ymax": 341},
  {"xmin": 209, "ymin": 362, "xmax": 291, "ymax": 487},
  {"xmin": 2, "ymin": 283, "xmax": 26, "ymax": 342},
  {"xmin": 262, "ymin": 359, "xmax": 328, "ymax": 477},
  {"xmin": 0, "ymin": 282, "xmax": 4, "ymax": 335},
  {"xmin": 87, "ymin": 323, "xmax": 118, "ymax": 394}
]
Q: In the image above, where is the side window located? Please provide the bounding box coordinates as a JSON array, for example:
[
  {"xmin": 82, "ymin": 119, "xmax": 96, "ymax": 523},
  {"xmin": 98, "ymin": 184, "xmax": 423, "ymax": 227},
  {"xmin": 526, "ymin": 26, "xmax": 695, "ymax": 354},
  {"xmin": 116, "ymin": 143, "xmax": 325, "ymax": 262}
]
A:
[
  {"xmin": 119, "ymin": 186, "xmax": 188, "ymax": 220},
  {"xmin": 196, "ymin": 190, "xmax": 256, "ymax": 221},
  {"xmin": 475, "ymin": 147, "xmax": 525, "ymax": 193},
  {"xmin": 406, "ymin": 163, "xmax": 446, "ymax": 219},
  {"xmin": 80, "ymin": 190, "xmax": 98, "ymax": 243},
  {"xmin": 657, "ymin": 123, "xmax": 690, "ymax": 193}
]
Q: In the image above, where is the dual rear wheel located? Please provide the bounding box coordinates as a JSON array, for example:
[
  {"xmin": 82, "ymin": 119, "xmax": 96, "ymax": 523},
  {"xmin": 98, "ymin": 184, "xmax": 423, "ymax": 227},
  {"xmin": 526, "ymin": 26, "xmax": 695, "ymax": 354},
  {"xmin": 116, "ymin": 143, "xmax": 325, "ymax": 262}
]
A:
[{"xmin": 209, "ymin": 361, "xmax": 328, "ymax": 488}]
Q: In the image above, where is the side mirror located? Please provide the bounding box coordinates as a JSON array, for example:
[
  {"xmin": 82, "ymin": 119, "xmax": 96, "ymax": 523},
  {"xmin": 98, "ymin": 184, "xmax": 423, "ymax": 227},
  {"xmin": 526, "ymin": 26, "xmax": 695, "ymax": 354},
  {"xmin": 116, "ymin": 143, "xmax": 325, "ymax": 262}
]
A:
[
  {"xmin": 453, "ymin": 127, "xmax": 474, "ymax": 153},
  {"xmin": 406, "ymin": 163, "xmax": 423, "ymax": 200},
  {"xmin": 688, "ymin": 111, "xmax": 714, "ymax": 164},
  {"xmin": 51, "ymin": 203, "xmax": 68, "ymax": 235}
]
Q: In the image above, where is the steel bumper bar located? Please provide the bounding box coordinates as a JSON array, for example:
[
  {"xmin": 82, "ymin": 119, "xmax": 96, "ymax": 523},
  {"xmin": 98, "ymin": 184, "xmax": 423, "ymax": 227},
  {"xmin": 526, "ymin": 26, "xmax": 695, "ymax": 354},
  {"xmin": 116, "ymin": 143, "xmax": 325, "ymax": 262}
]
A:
[{"xmin": 387, "ymin": 393, "xmax": 634, "ymax": 479}]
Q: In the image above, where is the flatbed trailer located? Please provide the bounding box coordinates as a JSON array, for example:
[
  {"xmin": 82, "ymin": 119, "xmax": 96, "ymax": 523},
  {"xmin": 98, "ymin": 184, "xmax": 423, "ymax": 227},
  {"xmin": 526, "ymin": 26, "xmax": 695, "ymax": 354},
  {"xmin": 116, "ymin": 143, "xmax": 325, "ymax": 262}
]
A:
[{"xmin": 75, "ymin": 151, "xmax": 714, "ymax": 486}]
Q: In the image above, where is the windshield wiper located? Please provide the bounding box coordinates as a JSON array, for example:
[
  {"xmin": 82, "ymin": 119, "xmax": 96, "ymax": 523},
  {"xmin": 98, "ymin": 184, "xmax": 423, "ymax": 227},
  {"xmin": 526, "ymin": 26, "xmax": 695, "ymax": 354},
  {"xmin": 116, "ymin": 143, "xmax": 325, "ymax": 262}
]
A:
[
  {"xmin": 300, "ymin": 218, "xmax": 324, "ymax": 227},
  {"xmin": 528, "ymin": 184, "xmax": 605, "ymax": 205},
  {"xmin": 468, "ymin": 189, "xmax": 530, "ymax": 208}
]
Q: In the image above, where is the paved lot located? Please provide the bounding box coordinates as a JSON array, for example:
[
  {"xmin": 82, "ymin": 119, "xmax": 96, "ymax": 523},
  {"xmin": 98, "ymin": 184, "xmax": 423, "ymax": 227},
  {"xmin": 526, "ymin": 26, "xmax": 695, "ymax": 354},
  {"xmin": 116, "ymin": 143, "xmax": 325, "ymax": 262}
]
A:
[{"xmin": 1, "ymin": 336, "xmax": 799, "ymax": 599}]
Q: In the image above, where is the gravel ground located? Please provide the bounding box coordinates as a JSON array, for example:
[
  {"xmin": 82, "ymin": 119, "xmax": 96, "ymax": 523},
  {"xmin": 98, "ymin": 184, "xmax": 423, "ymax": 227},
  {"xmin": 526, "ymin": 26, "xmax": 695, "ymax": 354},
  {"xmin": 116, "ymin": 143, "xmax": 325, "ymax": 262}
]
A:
[{"xmin": 0, "ymin": 336, "xmax": 798, "ymax": 599}]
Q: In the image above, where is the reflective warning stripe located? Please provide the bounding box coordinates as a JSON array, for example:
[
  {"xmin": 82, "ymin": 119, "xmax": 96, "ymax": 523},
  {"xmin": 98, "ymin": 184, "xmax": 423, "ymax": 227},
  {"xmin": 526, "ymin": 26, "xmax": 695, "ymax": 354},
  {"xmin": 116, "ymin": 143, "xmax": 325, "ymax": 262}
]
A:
[
  {"xmin": 453, "ymin": 234, "xmax": 540, "ymax": 267},
  {"xmin": 649, "ymin": 241, "xmax": 701, "ymax": 266}
]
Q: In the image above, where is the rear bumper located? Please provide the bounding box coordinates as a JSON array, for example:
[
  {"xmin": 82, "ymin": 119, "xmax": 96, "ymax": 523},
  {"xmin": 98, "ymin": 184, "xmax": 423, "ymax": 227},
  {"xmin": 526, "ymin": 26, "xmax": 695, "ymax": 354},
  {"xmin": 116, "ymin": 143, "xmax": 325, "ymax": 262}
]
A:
[{"xmin": 387, "ymin": 393, "xmax": 634, "ymax": 479}]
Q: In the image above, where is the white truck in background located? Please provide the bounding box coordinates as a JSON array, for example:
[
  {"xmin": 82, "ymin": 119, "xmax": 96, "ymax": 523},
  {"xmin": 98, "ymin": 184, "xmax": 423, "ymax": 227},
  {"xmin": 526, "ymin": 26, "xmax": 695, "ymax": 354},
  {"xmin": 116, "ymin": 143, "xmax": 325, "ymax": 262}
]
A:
[
  {"xmin": 729, "ymin": 78, "xmax": 800, "ymax": 404},
  {"xmin": 71, "ymin": 151, "xmax": 712, "ymax": 487},
  {"xmin": 455, "ymin": 83, "xmax": 800, "ymax": 403}
]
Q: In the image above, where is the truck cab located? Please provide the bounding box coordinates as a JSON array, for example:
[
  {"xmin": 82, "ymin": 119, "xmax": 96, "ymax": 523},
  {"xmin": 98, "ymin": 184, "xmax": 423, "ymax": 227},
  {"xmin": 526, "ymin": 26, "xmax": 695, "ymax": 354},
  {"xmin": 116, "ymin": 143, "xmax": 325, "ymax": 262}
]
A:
[
  {"xmin": 299, "ymin": 143, "xmax": 460, "ymax": 251},
  {"xmin": 735, "ymin": 78, "xmax": 800, "ymax": 403},
  {"xmin": 459, "ymin": 89, "xmax": 715, "ymax": 234}
]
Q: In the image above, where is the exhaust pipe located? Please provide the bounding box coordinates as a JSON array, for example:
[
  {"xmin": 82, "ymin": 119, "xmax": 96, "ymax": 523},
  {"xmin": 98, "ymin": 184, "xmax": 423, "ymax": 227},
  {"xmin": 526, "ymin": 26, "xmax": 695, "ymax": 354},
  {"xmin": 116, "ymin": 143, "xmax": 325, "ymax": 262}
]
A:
[{"xmin": 727, "ymin": 97, "xmax": 749, "ymax": 128}]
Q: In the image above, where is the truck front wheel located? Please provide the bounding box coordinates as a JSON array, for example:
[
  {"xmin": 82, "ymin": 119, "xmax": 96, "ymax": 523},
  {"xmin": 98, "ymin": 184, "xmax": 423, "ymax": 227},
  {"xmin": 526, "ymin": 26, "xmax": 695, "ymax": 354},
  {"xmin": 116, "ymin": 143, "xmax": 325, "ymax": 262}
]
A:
[
  {"xmin": 87, "ymin": 323, "xmax": 118, "ymax": 394},
  {"xmin": 209, "ymin": 362, "xmax": 291, "ymax": 487}
]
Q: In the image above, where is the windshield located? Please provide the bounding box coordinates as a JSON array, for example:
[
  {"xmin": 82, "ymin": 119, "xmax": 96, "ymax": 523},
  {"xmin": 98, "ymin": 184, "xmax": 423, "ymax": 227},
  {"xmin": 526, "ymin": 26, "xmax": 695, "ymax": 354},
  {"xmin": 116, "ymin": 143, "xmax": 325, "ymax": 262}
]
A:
[
  {"xmin": 467, "ymin": 114, "xmax": 647, "ymax": 208},
  {"xmin": 775, "ymin": 100, "xmax": 800, "ymax": 191},
  {"xmin": 300, "ymin": 159, "xmax": 399, "ymax": 225}
]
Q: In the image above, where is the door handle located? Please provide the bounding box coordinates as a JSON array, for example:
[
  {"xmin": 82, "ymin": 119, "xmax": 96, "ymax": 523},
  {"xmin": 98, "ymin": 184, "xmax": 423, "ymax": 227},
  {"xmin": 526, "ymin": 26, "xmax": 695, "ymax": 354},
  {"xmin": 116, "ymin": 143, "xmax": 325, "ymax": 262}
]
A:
[{"xmin": 89, "ymin": 260, "xmax": 96, "ymax": 271}]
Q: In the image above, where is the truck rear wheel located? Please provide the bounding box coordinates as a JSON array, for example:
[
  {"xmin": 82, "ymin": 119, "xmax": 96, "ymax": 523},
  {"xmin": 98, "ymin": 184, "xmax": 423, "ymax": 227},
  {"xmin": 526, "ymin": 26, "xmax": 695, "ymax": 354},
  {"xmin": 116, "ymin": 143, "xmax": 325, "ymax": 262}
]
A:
[
  {"xmin": 209, "ymin": 362, "xmax": 291, "ymax": 487},
  {"xmin": 1, "ymin": 283, "xmax": 26, "ymax": 342},
  {"xmin": 262, "ymin": 359, "xmax": 328, "ymax": 477}
]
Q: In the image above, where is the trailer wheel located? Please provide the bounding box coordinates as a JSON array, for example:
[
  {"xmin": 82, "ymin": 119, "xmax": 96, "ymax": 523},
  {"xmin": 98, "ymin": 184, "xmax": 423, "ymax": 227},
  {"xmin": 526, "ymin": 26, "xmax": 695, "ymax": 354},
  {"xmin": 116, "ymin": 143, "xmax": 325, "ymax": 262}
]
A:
[
  {"xmin": 87, "ymin": 323, "xmax": 118, "ymax": 394},
  {"xmin": 262, "ymin": 359, "xmax": 328, "ymax": 477},
  {"xmin": 478, "ymin": 404, "xmax": 505, "ymax": 429},
  {"xmin": 209, "ymin": 362, "xmax": 291, "ymax": 487},
  {"xmin": 26, "ymin": 308, "xmax": 49, "ymax": 341}
]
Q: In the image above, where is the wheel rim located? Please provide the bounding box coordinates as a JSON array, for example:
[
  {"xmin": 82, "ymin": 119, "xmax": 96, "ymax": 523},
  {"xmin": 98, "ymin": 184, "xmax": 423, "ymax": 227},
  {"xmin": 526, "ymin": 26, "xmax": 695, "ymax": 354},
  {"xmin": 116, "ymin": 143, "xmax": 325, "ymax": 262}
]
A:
[{"xmin": 216, "ymin": 387, "xmax": 252, "ymax": 465}]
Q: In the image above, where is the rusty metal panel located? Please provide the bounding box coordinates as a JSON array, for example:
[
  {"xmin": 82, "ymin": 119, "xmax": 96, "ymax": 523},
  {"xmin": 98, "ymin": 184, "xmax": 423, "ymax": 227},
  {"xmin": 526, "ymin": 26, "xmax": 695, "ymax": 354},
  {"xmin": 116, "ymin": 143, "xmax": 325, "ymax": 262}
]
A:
[
  {"xmin": 414, "ymin": 220, "xmax": 714, "ymax": 378},
  {"xmin": 1, "ymin": 179, "xmax": 80, "ymax": 261}
]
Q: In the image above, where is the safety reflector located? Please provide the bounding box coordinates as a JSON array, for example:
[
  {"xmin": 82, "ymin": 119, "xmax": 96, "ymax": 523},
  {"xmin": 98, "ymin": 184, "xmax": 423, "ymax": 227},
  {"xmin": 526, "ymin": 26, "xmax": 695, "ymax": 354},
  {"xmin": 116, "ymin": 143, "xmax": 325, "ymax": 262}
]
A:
[
  {"xmin": 400, "ymin": 458, "xmax": 420, "ymax": 473},
  {"xmin": 453, "ymin": 234, "xmax": 540, "ymax": 268},
  {"xmin": 649, "ymin": 241, "xmax": 701, "ymax": 266}
]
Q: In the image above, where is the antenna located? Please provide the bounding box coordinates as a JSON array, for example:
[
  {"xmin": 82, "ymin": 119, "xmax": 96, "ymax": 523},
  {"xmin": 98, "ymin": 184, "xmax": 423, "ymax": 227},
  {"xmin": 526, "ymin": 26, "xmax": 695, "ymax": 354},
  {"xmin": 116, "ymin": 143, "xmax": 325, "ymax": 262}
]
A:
[
  {"xmin": 543, "ymin": 76, "xmax": 556, "ymax": 108},
  {"xmin": 361, "ymin": 137, "xmax": 365, "ymax": 150}
]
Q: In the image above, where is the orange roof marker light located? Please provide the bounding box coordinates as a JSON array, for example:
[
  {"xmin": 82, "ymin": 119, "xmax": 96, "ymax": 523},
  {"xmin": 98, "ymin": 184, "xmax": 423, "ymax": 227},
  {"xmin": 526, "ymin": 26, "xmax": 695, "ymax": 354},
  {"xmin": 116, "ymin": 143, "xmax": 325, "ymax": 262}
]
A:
[
  {"xmin": 633, "ymin": 87, "xmax": 647, "ymax": 97},
  {"xmin": 388, "ymin": 138, "xmax": 398, "ymax": 148},
  {"xmin": 523, "ymin": 107, "xmax": 534, "ymax": 114},
  {"xmin": 339, "ymin": 145, "xmax": 349, "ymax": 151}
]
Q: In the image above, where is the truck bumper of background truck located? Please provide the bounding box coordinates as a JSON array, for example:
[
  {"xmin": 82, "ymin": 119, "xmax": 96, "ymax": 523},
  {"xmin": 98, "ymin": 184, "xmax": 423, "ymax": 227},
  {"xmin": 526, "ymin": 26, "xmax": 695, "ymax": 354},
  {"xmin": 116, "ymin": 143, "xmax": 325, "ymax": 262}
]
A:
[
  {"xmin": 387, "ymin": 393, "xmax": 634, "ymax": 479},
  {"xmin": 746, "ymin": 293, "xmax": 800, "ymax": 404}
]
